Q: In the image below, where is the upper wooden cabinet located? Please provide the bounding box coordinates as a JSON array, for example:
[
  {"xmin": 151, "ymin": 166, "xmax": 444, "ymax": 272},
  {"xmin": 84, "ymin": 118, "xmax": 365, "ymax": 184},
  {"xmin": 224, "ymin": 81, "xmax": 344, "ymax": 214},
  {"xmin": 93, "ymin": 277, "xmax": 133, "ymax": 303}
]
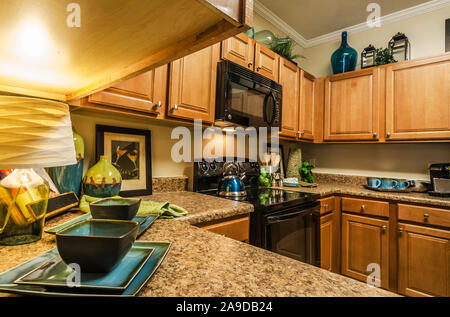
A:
[
  {"xmin": 88, "ymin": 65, "xmax": 168, "ymax": 118},
  {"xmin": 0, "ymin": 0, "xmax": 252, "ymax": 101},
  {"xmin": 298, "ymin": 70, "xmax": 316, "ymax": 141},
  {"xmin": 221, "ymin": 33, "xmax": 255, "ymax": 70},
  {"xmin": 324, "ymin": 68, "xmax": 380, "ymax": 141},
  {"xmin": 254, "ymin": 42, "xmax": 280, "ymax": 82},
  {"xmin": 398, "ymin": 223, "xmax": 450, "ymax": 297},
  {"xmin": 385, "ymin": 54, "xmax": 450, "ymax": 140},
  {"xmin": 167, "ymin": 44, "xmax": 220, "ymax": 123},
  {"xmin": 279, "ymin": 58, "xmax": 299, "ymax": 138},
  {"xmin": 341, "ymin": 213, "xmax": 389, "ymax": 289}
]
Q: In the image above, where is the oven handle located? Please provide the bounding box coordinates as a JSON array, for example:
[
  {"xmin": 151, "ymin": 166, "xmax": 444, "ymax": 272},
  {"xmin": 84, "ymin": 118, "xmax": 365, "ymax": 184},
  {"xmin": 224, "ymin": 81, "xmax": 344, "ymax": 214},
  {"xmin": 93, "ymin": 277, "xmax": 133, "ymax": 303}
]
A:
[{"xmin": 266, "ymin": 209, "xmax": 313, "ymax": 224}]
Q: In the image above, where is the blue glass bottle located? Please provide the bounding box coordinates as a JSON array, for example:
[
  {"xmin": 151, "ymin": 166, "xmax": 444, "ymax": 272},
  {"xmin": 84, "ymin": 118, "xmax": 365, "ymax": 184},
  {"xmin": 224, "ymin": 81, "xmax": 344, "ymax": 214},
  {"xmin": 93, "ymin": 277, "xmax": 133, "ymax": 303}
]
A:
[{"xmin": 331, "ymin": 31, "xmax": 357, "ymax": 74}]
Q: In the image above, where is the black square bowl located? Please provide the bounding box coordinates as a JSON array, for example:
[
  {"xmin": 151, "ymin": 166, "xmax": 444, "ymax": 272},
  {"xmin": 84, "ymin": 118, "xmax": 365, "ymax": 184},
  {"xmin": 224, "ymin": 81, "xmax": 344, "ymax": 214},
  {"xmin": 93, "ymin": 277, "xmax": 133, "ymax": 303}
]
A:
[
  {"xmin": 90, "ymin": 198, "xmax": 142, "ymax": 220},
  {"xmin": 56, "ymin": 219, "xmax": 139, "ymax": 273}
]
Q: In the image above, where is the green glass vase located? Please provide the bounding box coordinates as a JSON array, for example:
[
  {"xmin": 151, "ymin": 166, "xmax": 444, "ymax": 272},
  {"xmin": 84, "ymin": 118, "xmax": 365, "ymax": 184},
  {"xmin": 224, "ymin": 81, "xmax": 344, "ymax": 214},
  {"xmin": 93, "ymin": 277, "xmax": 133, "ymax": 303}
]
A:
[{"xmin": 82, "ymin": 156, "xmax": 122, "ymax": 198}]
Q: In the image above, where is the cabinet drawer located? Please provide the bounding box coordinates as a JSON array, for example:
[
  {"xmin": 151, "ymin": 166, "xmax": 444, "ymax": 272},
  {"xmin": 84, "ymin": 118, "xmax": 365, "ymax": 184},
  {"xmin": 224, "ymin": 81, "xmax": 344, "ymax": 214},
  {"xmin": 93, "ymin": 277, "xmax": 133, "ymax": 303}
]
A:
[
  {"xmin": 199, "ymin": 215, "xmax": 250, "ymax": 242},
  {"xmin": 342, "ymin": 197, "xmax": 389, "ymax": 217},
  {"xmin": 398, "ymin": 204, "xmax": 450, "ymax": 228},
  {"xmin": 320, "ymin": 196, "xmax": 334, "ymax": 215}
]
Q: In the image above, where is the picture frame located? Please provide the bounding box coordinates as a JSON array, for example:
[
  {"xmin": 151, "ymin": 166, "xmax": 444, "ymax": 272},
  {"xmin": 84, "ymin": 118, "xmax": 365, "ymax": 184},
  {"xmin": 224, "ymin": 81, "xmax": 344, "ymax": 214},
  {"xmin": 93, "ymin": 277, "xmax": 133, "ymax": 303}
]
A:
[
  {"xmin": 446, "ymin": 18, "xmax": 449, "ymax": 52},
  {"xmin": 96, "ymin": 125, "xmax": 152, "ymax": 197}
]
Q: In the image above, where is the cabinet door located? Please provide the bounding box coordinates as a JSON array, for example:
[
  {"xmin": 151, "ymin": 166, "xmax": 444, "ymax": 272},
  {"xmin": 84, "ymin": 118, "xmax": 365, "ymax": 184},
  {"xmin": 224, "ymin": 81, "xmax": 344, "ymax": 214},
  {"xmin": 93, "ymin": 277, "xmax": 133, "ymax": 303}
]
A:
[
  {"xmin": 221, "ymin": 33, "xmax": 254, "ymax": 70},
  {"xmin": 320, "ymin": 212, "xmax": 334, "ymax": 271},
  {"xmin": 385, "ymin": 54, "xmax": 450, "ymax": 140},
  {"xmin": 254, "ymin": 42, "xmax": 279, "ymax": 82},
  {"xmin": 398, "ymin": 223, "xmax": 450, "ymax": 297},
  {"xmin": 341, "ymin": 213, "xmax": 389, "ymax": 289},
  {"xmin": 198, "ymin": 215, "xmax": 250, "ymax": 243},
  {"xmin": 279, "ymin": 58, "xmax": 299, "ymax": 138},
  {"xmin": 168, "ymin": 44, "xmax": 220, "ymax": 123},
  {"xmin": 88, "ymin": 65, "xmax": 168, "ymax": 118},
  {"xmin": 324, "ymin": 68, "xmax": 380, "ymax": 141},
  {"xmin": 298, "ymin": 70, "xmax": 315, "ymax": 141}
]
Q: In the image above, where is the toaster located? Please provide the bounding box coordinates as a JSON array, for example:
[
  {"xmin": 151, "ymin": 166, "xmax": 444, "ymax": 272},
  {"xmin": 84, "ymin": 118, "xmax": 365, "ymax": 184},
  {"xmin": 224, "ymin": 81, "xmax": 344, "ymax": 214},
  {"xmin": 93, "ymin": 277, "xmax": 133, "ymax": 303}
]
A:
[{"xmin": 429, "ymin": 163, "xmax": 450, "ymax": 197}]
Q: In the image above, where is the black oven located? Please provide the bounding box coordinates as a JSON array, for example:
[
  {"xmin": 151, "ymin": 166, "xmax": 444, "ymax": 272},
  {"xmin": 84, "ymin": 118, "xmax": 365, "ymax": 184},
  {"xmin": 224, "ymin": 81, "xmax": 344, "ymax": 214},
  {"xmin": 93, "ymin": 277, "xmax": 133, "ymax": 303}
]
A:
[
  {"xmin": 215, "ymin": 60, "xmax": 282, "ymax": 128},
  {"xmin": 250, "ymin": 200, "xmax": 321, "ymax": 267}
]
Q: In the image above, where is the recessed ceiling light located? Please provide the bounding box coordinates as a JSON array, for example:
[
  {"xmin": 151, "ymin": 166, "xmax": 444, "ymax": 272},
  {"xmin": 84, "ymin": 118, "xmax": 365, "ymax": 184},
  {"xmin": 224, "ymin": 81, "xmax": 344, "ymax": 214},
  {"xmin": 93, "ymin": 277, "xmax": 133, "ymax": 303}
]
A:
[{"xmin": 15, "ymin": 20, "xmax": 49, "ymax": 61}]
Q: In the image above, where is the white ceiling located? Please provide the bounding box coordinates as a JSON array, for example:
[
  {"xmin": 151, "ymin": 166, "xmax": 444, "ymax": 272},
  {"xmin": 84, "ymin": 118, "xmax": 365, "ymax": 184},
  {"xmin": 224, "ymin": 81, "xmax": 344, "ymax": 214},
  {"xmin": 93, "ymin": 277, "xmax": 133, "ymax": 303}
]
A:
[{"xmin": 257, "ymin": 0, "xmax": 432, "ymax": 39}]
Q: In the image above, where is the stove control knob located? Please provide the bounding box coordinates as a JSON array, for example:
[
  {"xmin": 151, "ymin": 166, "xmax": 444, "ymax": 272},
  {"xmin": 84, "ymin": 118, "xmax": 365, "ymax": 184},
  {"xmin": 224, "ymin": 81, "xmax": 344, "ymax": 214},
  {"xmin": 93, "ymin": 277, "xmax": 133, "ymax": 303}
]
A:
[{"xmin": 200, "ymin": 162, "xmax": 208, "ymax": 172}]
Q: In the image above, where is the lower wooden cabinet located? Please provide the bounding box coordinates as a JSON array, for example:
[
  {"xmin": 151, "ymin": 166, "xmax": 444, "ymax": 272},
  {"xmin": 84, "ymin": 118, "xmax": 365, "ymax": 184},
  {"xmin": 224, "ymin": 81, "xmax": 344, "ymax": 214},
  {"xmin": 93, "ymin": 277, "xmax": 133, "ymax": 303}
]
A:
[
  {"xmin": 320, "ymin": 212, "xmax": 334, "ymax": 271},
  {"xmin": 197, "ymin": 214, "xmax": 250, "ymax": 243},
  {"xmin": 398, "ymin": 223, "xmax": 450, "ymax": 297},
  {"xmin": 341, "ymin": 213, "xmax": 389, "ymax": 289}
]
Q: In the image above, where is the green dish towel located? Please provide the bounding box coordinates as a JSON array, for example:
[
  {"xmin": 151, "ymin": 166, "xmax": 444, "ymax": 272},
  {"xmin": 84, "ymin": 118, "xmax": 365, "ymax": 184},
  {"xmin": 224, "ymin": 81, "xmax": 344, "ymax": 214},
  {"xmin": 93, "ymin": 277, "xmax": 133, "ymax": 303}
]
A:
[{"xmin": 79, "ymin": 195, "xmax": 188, "ymax": 218}]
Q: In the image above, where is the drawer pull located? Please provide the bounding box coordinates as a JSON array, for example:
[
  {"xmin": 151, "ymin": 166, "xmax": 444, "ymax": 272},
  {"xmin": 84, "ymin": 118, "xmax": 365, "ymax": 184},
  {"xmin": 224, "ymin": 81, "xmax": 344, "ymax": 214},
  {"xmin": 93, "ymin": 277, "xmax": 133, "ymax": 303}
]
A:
[
  {"xmin": 361, "ymin": 205, "xmax": 366, "ymax": 212},
  {"xmin": 324, "ymin": 204, "xmax": 328, "ymax": 209},
  {"xmin": 424, "ymin": 213, "xmax": 429, "ymax": 221},
  {"xmin": 248, "ymin": 62, "xmax": 253, "ymax": 68},
  {"xmin": 381, "ymin": 225, "xmax": 387, "ymax": 232},
  {"xmin": 398, "ymin": 227, "xmax": 404, "ymax": 234}
]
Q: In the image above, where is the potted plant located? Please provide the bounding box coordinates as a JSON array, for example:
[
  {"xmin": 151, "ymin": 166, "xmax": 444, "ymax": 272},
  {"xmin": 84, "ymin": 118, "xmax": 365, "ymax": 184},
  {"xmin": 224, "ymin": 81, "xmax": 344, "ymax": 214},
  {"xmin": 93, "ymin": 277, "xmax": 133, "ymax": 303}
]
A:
[
  {"xmin": 270, "ymin": 37, "xmax": 305, "ymax": 65},
  {"xmin": 299, "ymin": 161, "xmax": 315, "ymax": 184},
  {"xmin": 374, "ymin": 48, "xmax": 397, "ymax": 66}
]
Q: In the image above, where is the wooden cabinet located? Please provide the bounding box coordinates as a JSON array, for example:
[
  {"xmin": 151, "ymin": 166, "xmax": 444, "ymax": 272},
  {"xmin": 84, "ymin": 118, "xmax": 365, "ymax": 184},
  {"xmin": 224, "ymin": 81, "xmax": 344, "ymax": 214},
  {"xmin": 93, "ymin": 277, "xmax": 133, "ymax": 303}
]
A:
[
  {"xmin": 385, "ymin": 54, "xmax": 450, "ymax": 140},
  {"xmin": 221, "ymin": 33, "xmax": 254, "ymax": 70},
  {"xmin": 167, "ymin": 44, "xmax": 220, "ymax": 123},
  {"xmin": 323, "ymin": 68, "xmax": 380, "ymax": 141},
  {"xmin": 88, "ymin": 65, "xmax": 168, "ymax": 118},
  {"xmin": 279, "ymin": 58, "xmax": 299, "ymax": 138},
  {"xmin": 341, "ymin": 213, "xmax": 389, "ymax": 289},
  {"xmin": 320, "ymin": 196, "xmax": 339, "ymax": 273},
  {"xmin": 254, "ymin": 42, "xmax": 279, "ymax": 82},
  {"xmin": 398, "ymin": 223, "xmax": 450, "ymax": 297},
  {"xmin": 197, "ymin": 214, "xmax": 250, "ymax": 243},
  {"xmin": 341, "ymin": 197, "xmax": 389, "ymax": 218},
  {"xmin": 298, "ymin": 70, "xmax": 316, "ymax": 141}
]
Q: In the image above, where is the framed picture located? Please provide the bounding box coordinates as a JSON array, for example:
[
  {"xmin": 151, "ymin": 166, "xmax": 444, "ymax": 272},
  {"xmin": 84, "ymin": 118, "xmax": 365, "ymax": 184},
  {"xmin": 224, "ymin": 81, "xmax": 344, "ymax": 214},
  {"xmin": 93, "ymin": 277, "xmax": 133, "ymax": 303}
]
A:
[
  {"xmin": 446, "ymin": 18, "xmax": 450, "ymax": 52},
  {"xmin": 96, "ymin": 125, "xmax": 152, "ymax": 197}
]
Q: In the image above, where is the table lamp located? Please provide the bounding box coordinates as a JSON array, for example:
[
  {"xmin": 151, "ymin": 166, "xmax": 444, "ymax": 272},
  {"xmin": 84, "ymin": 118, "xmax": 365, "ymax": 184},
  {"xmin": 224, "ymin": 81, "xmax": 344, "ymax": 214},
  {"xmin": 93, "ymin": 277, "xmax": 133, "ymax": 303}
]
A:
[{"xmin": 0, "ymin": 96, "xmax": 76, "ymax": 245}]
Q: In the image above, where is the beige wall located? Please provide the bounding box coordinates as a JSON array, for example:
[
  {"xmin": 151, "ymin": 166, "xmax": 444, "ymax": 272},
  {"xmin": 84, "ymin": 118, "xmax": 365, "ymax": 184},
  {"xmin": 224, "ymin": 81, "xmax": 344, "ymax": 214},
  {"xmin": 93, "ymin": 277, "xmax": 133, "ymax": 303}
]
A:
[
  {"xmin": 70, "ymin": 109, "xmax": 195, "ymax": 189},
  {"xmin": 297, "ymin": 142, "xmax": 450, "ymax": 181},
  {"xmin": 302, "ymin": 7, "xmax": 450, "ymax": 77}
]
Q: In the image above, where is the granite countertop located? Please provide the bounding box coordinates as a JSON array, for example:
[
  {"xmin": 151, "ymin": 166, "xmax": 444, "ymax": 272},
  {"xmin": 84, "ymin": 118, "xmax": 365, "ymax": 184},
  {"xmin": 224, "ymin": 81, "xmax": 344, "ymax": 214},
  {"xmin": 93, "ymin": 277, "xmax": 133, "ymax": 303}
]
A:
[
  {"xmin": 278, "ymin": 181, "xmax": 450, "ymax": 208},
  {"xmin": 0, "ymin": 191, "xmax": 397, "ymax": 297},
  {"xmin": 137, "ymin": 191, "xmax": 254, "ymax": 224}
]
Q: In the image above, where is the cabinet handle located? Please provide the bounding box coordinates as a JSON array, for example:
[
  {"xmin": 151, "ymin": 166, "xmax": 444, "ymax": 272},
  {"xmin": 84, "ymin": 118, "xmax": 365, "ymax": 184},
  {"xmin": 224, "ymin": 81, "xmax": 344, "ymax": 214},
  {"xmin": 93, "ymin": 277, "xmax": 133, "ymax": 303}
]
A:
[
  {"xmin": 424, "ymin": 213, "xmax": 429, "ymax": 221},
  {"xmin": 172, "ymin": 104, "xmax": 178, "ymax": 111},
  {"xmin": 156, "ymin": 101, "xmax": 162, "ymax": 107},
  {"xmin": 361, "ymin": 205, "xmax": 366, "ymax": 212},
  {"xmin": 381, "ymin": 225, "xmax": 387, "ymax": 232},
  {"xmin": 257, "ymin": 66, "xmax": 262, "ymax": 71},
  {"xmin": 248, "ymin": 62, "xmax": 253, "ymax": 68},
  {"xmin": 398, "ymin": 227, "xmax": 404, "ymax": 234},
  {"xmin": 324, "ymin": 204, "xmax": 328, "ymax": 209},
  {"xmin": 386, "ymin": 132, "xmax": 391, "ymax": 138},
  {"xmin": 373, "ymin": 132, "xmax": 377, "ymax": 138}
]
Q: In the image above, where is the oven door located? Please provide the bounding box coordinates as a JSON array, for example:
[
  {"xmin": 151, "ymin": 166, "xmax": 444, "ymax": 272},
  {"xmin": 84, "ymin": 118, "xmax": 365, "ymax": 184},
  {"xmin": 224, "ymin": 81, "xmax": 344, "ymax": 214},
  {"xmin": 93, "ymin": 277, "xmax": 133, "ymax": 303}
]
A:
[{"xmin": 265, "ymin": 205, "xmax": 320, "ymax": 266}]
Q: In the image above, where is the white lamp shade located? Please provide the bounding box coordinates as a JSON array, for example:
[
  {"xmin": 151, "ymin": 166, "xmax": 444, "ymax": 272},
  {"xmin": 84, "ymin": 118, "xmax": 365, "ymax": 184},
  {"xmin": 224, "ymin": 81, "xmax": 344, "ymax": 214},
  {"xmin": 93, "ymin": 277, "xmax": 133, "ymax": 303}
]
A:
[{"xmin": 0, "ymin": 96, "xmax": 76, "ymax": 169}]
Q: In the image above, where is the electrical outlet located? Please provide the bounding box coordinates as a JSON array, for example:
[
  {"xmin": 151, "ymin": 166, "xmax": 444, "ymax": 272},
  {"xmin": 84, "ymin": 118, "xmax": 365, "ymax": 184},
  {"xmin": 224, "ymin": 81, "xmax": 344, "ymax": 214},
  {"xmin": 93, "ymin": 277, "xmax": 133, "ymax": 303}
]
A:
[{"xmin": 309, "ymin": 158, "xmax": 317, "ymax": 168}]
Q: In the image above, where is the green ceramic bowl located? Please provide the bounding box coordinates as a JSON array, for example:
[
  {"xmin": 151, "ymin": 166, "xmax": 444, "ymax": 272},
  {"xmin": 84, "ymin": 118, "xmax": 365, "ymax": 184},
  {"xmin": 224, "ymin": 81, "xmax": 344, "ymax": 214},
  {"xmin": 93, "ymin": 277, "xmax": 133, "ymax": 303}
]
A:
[
  {"xmin": 90, "ymin": 197, "xmax": 142, "ymax": 221},
  {"xmin": 56, "ymin": 219, "xmax": 139, "ymax": 273}
]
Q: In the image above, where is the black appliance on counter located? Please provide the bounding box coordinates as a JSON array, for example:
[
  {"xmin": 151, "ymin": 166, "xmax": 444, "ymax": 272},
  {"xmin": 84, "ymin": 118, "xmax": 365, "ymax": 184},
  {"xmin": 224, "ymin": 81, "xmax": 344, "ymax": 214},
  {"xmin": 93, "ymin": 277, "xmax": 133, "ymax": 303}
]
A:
[
  {"xmin": 429, "ymin": 163, "xmax": 450, "ymax": 197},
  {"xmin": 194, "ymin": 158, "xmax": 321, "ymax": 267},
  {"xmin": 215, "ymin": 60, "xmax": 282, "ymax": 128}
]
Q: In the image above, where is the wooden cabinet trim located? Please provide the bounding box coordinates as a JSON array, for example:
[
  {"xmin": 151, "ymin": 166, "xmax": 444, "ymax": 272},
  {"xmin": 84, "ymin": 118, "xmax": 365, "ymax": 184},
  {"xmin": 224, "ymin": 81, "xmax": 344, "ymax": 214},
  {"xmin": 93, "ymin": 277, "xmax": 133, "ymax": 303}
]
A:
[
  {"xmin": 221, "ymin": 33, "xmax": 255, "ymax": 69},
  {"xmin": 279, "ymin": 58, "xmax": 300, "ymax": 138},
  {"xmin": 254, "ymin": 42, "xmax": 279, "ymax": 82},
  {"xmin": 398, "ymin": 204, "xmax": 450, "ymax": 229},
  {"xmin": 199, "ymin": 214, "xmax": 250, "ymax": 242},
  {"xmin": 298, "ymin": 70, "xmax": 316, "ymax": 141},
  {"xmin": 341, "ymin": 197, "xmax": 389, "ymax": 218}
]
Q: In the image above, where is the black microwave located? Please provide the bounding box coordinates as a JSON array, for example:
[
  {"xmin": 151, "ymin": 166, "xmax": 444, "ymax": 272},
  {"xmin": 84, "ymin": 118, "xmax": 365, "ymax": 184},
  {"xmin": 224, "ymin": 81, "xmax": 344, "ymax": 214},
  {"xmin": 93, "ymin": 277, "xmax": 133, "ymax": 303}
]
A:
[{"xmin": 215, "ymin": 60, "xmax": 282, "ymax": 128}]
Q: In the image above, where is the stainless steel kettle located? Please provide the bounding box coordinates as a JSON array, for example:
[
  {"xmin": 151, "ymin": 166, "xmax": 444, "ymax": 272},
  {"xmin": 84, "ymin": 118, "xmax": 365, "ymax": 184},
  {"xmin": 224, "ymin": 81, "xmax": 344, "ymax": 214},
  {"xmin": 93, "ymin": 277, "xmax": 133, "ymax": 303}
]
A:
[{"xmin": 218, "ymin": 162, "xmax": 247, "ymax": 197}]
